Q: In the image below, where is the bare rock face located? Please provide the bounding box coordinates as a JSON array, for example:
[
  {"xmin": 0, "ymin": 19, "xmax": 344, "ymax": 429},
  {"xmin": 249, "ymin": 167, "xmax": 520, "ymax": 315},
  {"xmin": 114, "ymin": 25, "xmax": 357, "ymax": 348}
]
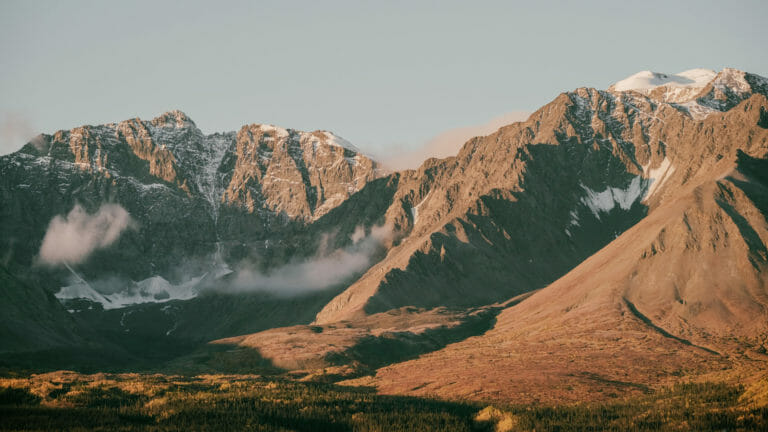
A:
[
  {"xmin": 338, "ymin": 73, "xmax": 768, "ymax": 403},
  {"xmin": 0, "ymin": 110, "xmax": 385, "ymax": 356},
  {"xmin": 366, "ymin": 148, "xmax": 768, "ymax": 404},
  {"xmin": 0, "ymin": 111, "xmax": 381, "ymax": 283},
  {"xmin": 222, "ymin": 125, "xmax": 379, "ymax": 221},
  {"xmin": 176, "ymin": 68, "xmax": 768, "ymax": 397},
  {"xmin": 3, "ymin": 67, "xmax": 768, "ymax": 391},
  {"xmin": 315, "ymin": 69, "xmax": 768, "ymax": 324}
]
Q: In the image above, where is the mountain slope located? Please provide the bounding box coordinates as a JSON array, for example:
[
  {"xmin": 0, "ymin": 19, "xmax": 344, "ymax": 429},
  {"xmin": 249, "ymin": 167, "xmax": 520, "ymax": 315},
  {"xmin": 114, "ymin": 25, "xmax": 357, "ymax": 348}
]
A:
[
  {"xmin": 347, "ymin": 88, "xmax": 768, "ymax": 404},
  {"xmin": 0, "ymin": 110, "xmax": 381, "ymax": 292},
  {"xmin": 3, "ymin": 67, "xmax": 767, "ymax": 390},
  {"xmin": 314, "ymin": 68, "xmax": 768, "ymax": 324},
  {"xmin": 0, "ymin": 112, "xmax": 383, "ymax": 361},
  {"xmin": 0, "ymin": 265, "xmax": 85, "ymax": 354}
]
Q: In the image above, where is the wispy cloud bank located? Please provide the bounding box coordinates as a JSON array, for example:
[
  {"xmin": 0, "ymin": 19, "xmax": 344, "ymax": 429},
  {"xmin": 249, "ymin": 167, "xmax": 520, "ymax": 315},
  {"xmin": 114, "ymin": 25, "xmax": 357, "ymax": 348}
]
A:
[
  {"xmin": 0, "ymin": 112, "xmax": 36, "ymax": 156},
  {"xmin": 379, "ymin": 111, "xmax": 530, "ymax": 170},
  {"xmin": 226, "ymin": 224, "xmax": 393, "ymax": 296},
  {"xmin": 38, "ymin": 204, "xmax": 134, "ymax": 266}
]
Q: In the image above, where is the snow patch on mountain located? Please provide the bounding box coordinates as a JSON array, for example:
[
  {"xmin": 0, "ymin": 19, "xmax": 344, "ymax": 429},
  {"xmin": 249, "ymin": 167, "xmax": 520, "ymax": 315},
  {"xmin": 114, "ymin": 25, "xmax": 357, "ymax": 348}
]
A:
[
  {"xmin": 56, "ymin": 275, "xmax": 205, "ymax": 310},
  {"xmin": 56, "ymin": 281, "xmax": 111, "ymax": 306},
  {"xmin": 578, "ymin": 159, "xmax": 675, "ymax": 214},
  {"xmin": 610, "ymin": 68, "xmax": 768, "ymax": 119},
  {"xmin": 611, "ymin": 69, "xmax": 716, "ymax": 93},
  {"xmin": 568, "ymin": 210, "xmax": 580, "ymax": 227},
  {"xmin": 712, "ymin": 68, "xmax": 752, "ymax": 95},
  {"xmin": 257, "ymin": 124, "xmax": 290, "ymax": 139},
  {"xmin": 579, "ymin": 176, "xmax": 647, "ymax": 218},
  {"xmin": 676, "ymin": 101, "xmax": 719, "ymax": 120},
  {"xmin": 197, "ymin": 134, "xmax": 232, "ymax": 223},
  {"xmin": 643, "ymin": 158, "xmax": 675, "ymax": 200},
  {"xmin": 410, "ymin": 191, "xmax": 432, "ymax": 223},
  {"xmin": 322, "ymin": 131, "xmax": 360, "ymax": 152}
]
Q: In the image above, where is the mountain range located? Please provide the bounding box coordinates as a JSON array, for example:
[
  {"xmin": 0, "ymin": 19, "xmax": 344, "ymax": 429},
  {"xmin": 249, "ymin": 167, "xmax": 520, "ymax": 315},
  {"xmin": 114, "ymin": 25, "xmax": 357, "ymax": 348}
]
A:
[{"xmin": 1, "ymin": 67, "xmax": 767, "ymax": 404}]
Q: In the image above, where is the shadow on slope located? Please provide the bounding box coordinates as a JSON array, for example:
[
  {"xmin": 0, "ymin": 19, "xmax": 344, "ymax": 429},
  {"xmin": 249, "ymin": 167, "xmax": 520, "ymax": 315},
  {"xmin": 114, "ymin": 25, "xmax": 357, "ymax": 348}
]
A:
[
  {"xmin": 326, "ymin": 306, "xmax": 501, "ymax": 374},
  {"xmin": 366, "ymin": 142, "xmax": 649, "ymax": 314},
  {"xmin": 201, "ymin": 295, "xmax": 533, "ymax": 381}
]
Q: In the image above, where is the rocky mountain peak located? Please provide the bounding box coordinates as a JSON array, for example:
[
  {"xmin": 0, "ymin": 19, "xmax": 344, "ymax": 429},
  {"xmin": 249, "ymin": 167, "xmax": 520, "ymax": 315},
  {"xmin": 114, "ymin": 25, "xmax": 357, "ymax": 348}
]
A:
[
  {"xmin": 607, "ymin": 68, "xmax": 768, "ymax": 119},
  {"xmin": 608, "ymin": 68, "xmax": 717, "ymax": 102},
  {"xmin": 713, "ymin": 67, "xmax": 752, "ymax": 92},
  {"xmin": 0, "ymin": 110, "xmax": 383, "ymax": 293},
  {"xmin": 314, "ymin": 67, "xmax": 768, "ymax": 324},
  {"xmin": 223, "ymin": 123, "xmax": 380, "ymax": 221},
  {"xmin": 150, "ymin": 109, "xmax": 197, "ymax": 129},
  {"xmin": 314, "ymin": 130, "xmax": 361, "ymax": 153},
  {"xmin": 249, "ymin": 123, "xmax": 291, "ymax": 140},
  {"xmin": 2, "ymin": 67, "xmax": 768, "ymax": 407}
]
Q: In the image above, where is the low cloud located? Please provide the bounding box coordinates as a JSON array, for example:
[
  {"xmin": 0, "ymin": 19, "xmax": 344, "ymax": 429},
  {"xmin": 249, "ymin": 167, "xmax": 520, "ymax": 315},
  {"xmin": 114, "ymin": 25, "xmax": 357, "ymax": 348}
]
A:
[
  {"xmin": 380, "ymin": 111, "xmax": 531, "ymax": 170},
  {"xmin": 38, "ymin": 204, "xmax": 134, "ymax": 266},
  {"xmin": 0, "ymin": 112, "xmax": 36, "ymax": 156},
  {"xmin": 226, "ymin": 224, "xmax": 393, "ymax": 296}
]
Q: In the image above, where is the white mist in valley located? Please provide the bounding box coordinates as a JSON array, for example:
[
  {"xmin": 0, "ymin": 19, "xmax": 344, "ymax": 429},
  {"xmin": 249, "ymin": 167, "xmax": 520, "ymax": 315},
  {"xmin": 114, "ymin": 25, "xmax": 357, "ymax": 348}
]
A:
[
  {"xmin": 227, "ymin": 224, "xmax": 393, "ymax": 296},
  {"xmin": 53, "ymin": 221, "xmax": 394, "ymax": 309}
]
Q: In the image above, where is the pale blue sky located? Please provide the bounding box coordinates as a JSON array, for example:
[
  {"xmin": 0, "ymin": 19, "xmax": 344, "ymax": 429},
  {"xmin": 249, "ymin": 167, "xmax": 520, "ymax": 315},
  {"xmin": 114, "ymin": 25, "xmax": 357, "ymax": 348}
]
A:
[{"xmin": 1, "ymin": 0, "xmax": 766, "ymax": 157}]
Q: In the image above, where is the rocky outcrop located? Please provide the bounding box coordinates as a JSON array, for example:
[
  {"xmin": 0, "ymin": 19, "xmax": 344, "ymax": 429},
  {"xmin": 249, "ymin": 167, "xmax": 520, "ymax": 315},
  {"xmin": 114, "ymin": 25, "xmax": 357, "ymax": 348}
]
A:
[
  {"xmin": 3, "ymin": 68, "xmax": 767, "ymax": 386},
  {"xmin": 337, "ymin": 73, "xmax": 768, "ymax": 403},
  {"xmin": 0, "ymin": 110, "xmax": 386, "ymax": 356},
  {"xmin": 315, "ymin": 69, "xmax": 768, "ymax": 323},
  {"xmin": 0, "ymin": 111, "xmax": 381, "ymax": 285},
  {"xmin": 222, "ymin": 125, "xmax": 379, "ymax": 221},
  {"xmin": 366, "ymin": 141, "xmax": 768, "ymax": 404}
]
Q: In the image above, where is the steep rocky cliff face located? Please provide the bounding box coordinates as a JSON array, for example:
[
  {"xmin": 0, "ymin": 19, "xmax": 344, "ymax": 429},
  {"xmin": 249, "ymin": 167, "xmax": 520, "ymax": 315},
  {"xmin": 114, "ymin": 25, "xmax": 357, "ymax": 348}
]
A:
[
  {"xmin": 191, "ymin": 69, "xmax": 768, "ymax": 392},
  {"xmin": 365, "ymin": 145, "xmax": 768, "ymax": 404},
  {"xmin": 2, "ymin": 68, "xmax": 767, "ymax": 390},
  {"xmin": 337, "ymin": 71, "xmax": 768, "ymax": 403},
  {"xmin": 0, "ymin": 110, "xmax": 381, "ymax": 280},
  {"xmin": 314, "ymin": 68, "xmax": 768, "ymax": 324},
  {"xmin": 222, "ymin": 125, "xmax": 376, "ymax": 221},
  {"xmin": 0, "ymin": 111, "xmax": 382, "ymax": 357}
]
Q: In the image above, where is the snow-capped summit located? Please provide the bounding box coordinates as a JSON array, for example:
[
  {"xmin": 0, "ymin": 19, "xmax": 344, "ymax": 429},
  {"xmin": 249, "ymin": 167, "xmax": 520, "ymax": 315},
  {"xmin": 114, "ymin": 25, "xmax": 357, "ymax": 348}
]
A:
[
  {"xmin": 709, "ymin": 68, "xmax": 753, "ymax": 96},
  {"xmin": 608, "ymin": 68, "xmax": 718, "ymax": 104},
  {"xmin": 254, "ymin": 124, "xmax": 290, "ymax": 139},
  {"xmin": 320, "ymin": 131, "xmax": 361, "ymax": 153},
  {"xmin": 610, "ymin": 69, "xmax": 716, "ymax": 93},
  {"xmin": 608, "ymin": 68, "xmax": 768, "ymax": 119}
]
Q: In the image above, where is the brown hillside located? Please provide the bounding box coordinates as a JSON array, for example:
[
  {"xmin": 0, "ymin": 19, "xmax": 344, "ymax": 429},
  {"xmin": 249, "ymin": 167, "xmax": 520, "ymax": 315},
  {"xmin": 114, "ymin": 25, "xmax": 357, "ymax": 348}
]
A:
[{"xmin": 358, "ymin": 105, "xmax": 768, "ymax": 402}]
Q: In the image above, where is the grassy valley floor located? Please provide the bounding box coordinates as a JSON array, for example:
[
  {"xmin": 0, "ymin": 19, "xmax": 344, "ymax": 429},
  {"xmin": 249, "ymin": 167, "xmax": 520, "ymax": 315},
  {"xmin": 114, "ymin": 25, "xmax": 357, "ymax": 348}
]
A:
[{"xmin": 0, "ymin": 372, "xmax": 766, "ymax": 431}]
